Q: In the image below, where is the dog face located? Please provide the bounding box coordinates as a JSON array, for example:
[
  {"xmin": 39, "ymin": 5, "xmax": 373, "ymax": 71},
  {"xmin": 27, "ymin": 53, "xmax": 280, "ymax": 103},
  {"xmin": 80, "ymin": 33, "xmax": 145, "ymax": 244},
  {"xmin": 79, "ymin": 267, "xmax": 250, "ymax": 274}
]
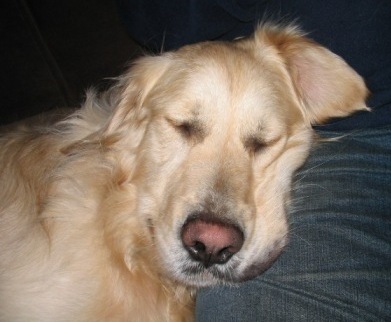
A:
[{"xmin": 104, "ymin": 25, "xmax": 367, "ymax": 287}]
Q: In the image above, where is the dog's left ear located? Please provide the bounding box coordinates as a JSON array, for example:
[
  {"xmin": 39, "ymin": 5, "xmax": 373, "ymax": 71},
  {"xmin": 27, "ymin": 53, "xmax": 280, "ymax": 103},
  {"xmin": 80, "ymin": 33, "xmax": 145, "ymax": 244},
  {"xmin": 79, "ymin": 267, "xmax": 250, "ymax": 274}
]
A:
[
  {"xmin": 62, "ymin": 55, "xmax": 172, "ymax": 155},
  {"xmin": 253, "ymin": 24, "xmax": 369, "ymax": 124},
  {"xmin": 103, "ymin": 55, "xmax": 173, "ymax": 136}
]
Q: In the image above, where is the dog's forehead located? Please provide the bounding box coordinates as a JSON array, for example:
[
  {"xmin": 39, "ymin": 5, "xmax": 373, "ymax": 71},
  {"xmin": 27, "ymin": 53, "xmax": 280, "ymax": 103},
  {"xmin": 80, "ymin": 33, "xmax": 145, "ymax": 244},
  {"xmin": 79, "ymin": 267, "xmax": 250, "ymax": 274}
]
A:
[
  {"xmin": 160, "ymin": 43, "xmax": 289, "ymax": 132},
  {"xmin": 168, "ymin": 48, "xmax": 287, "ymax": 136}
]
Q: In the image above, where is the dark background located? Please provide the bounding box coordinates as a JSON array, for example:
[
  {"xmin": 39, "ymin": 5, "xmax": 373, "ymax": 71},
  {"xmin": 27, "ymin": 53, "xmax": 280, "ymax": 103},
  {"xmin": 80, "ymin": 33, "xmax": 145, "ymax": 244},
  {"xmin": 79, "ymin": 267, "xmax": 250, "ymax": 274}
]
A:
[
  {"xmin": 2, "ymin": 0, "xmax": 390, "ymax": 130},
  {"xmin": 0, "ymin": 0, "xmax": 141, "ymax": 125}
]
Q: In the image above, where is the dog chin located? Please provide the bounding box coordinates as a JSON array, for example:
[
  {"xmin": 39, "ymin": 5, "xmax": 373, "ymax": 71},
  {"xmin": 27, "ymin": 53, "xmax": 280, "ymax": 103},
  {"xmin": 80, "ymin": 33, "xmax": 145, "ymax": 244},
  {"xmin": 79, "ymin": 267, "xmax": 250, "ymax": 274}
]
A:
[{"xmin": 170, "ymin": 241, "xmax": 286, "ymax": 288}]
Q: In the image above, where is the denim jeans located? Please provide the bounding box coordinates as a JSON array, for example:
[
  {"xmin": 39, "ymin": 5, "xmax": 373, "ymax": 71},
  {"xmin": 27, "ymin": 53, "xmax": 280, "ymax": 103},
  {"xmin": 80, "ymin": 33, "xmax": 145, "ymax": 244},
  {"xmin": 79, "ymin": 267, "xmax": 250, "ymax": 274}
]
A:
[{"xmin": 196, "ymin": 125, "xmax": 391, "ymax": 321}]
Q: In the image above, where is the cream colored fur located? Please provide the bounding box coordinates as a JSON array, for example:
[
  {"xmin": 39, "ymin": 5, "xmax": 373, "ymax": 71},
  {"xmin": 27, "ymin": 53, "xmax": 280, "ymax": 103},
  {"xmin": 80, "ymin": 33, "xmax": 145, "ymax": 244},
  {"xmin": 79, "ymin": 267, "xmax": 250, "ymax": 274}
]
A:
[{"xmin": 0, "ymin": 24, "xmax": 368, "ymax": 321}]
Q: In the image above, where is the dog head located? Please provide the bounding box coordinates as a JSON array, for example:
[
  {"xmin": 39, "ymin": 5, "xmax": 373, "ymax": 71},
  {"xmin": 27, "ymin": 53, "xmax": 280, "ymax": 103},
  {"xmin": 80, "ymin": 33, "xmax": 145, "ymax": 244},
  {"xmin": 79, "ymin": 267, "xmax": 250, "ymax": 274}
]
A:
[{"xmin": 102, "ymin": 24, "xmax": 368, "ymax": 287}]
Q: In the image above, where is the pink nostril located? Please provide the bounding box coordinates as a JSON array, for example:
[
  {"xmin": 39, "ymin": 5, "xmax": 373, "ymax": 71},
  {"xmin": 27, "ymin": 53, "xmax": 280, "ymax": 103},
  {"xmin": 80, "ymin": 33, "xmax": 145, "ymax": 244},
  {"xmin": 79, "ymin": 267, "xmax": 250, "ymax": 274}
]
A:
[{"xmin": 181, "ymin": 217, "xmax": 244, "ymax": 268}]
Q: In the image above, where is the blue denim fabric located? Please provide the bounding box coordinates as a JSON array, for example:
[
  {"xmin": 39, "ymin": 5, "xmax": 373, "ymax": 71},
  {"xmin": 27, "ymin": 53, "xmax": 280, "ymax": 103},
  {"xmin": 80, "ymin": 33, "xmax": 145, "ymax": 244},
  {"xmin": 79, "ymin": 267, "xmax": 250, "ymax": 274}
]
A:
[{"xmin": 196, "ymin": 125, "xmax": 391, "ymax": 321}]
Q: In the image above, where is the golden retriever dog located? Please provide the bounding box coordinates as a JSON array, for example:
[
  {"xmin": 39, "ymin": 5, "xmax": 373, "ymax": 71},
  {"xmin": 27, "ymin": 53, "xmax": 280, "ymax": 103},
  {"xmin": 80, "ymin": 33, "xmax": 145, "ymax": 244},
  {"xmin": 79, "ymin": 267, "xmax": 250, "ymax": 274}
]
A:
[{"xmin": 0, "ymin": 24, "xmax": 368, "ymax": 321}]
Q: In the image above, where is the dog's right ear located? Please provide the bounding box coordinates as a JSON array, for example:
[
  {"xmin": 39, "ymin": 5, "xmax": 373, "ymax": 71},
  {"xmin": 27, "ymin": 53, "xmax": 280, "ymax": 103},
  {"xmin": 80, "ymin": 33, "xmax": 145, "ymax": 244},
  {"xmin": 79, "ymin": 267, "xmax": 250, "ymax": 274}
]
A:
[
  {"xmin": 249, "ymin": 24, "xmax": 369, "ymax": 125},
  {"xmin": 102, "ymin": 55, "xmax": 172, "ymax": 138}
]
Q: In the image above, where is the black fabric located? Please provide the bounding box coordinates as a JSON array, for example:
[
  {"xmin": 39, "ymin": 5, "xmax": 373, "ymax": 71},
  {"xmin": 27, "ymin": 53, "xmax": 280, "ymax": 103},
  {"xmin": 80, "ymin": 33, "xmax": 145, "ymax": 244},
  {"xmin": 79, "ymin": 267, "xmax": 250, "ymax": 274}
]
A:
[
  {"xmin": 117, "ymin": 0, "xmax": 269, "ymax": 52},
  {"xmin": 266, "ymin": 0, "xmax": 391, "ymax": 130},
  {"xmin": 118, "ymin": 0, "xmax": 391, "ymax": 130},
  {"xmin": 0, "ymin": 0, "xmax": 141, "ymax": 125}
]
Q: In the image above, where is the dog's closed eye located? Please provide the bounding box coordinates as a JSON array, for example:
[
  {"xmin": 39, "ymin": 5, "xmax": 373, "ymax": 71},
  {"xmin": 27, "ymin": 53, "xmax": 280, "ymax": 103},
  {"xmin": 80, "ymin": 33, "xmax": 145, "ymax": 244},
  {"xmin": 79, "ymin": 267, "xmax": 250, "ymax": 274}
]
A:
[
  {"xmin": 176, "ymin": 122, "xmax": 197, "ymax": 138},
  {"xmin": 166, "ymin": 118, "xmax": 205, "ymax": 143},
  {"xmin": 243, "ymin": 136, "xmax": 268, "ymax": 154},
  {"xmin": 243, "ymin": 134, "xmax": 283, "ymax": 155}
]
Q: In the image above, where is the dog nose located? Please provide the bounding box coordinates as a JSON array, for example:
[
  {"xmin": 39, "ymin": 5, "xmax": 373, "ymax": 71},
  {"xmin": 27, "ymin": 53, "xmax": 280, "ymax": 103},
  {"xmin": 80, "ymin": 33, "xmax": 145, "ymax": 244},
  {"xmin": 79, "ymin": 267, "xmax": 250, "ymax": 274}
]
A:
[{"xmin": 181, "ymin": 216, "xmax": 244, "ymax": 268}]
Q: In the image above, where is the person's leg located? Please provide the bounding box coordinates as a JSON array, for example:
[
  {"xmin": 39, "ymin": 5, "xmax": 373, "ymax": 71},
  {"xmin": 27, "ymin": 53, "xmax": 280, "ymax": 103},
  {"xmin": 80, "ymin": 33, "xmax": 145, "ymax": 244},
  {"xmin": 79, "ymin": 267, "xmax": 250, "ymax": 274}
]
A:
[{"xmin": 196, "ymin": 125, "xmax": 391, "ymax": 321}]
